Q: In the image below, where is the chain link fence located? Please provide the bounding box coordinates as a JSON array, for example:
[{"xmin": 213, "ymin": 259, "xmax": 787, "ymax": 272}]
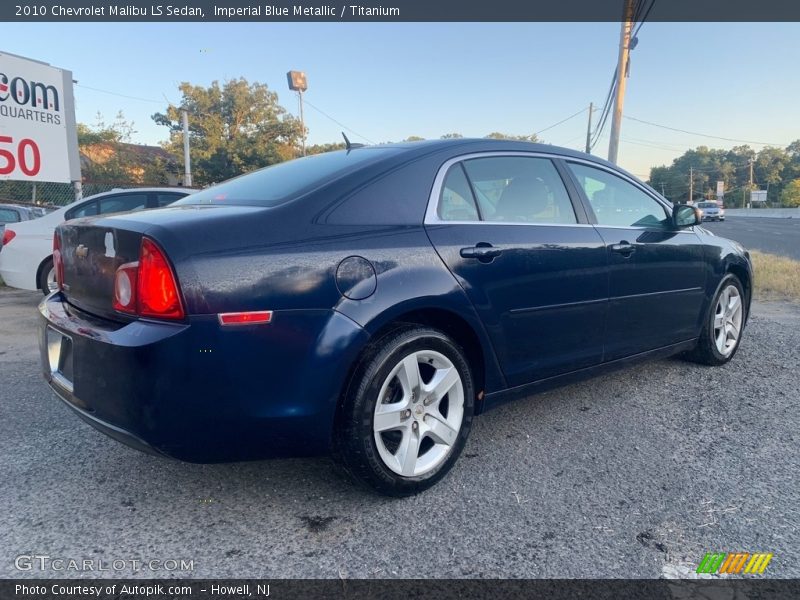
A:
[{"xmin": 0, "ymin": 179, "xmax": 175, "ymax": 210}]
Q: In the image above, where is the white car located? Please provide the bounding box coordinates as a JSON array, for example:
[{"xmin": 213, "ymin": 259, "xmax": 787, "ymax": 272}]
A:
[{"xmin": 0, "ymin": 188, "xmax": 192, "ymax": 293}]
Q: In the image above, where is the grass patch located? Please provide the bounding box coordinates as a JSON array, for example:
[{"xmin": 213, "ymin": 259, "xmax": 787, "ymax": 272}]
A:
[{"xmin": 749, "ymin": 250, "xmax": 800, "ymax": 301}]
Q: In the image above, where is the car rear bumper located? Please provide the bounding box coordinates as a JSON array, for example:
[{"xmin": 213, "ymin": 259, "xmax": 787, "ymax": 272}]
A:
[
  {"xmin": 39, "ymin": 293, "xmax": 370, "ymax": 462},
  {"xmin": 0, "ymin": 260, "xmax": 35, "ymax": 290}
]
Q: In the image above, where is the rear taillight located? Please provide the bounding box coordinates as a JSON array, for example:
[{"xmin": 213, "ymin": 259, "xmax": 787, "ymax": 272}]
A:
[
  {"xmin": 112, "ymin": 262, "xmax": 139, "ymax": 314},
  {"xmin": 112, "ymin": 237, "xmax": 184, "ymax": 320},
  {"xmin": 52, "ymin": 232, "xmax": 64, "ymax": 291},
  {"xmin": 2, "ymin": 229, "xmax": 15, "ymax": 246}
]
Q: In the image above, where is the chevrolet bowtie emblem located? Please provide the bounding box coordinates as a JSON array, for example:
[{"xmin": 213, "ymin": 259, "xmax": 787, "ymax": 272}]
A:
[{"xmin": 75, "ymin": 244, "xmax": 89, "ymax": 259}]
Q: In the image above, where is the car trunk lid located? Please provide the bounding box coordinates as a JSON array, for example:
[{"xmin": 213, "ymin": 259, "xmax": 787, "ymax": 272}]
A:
[{"xmin": 59, "ymin": 221, "xmax": 143, "ymax": 321}]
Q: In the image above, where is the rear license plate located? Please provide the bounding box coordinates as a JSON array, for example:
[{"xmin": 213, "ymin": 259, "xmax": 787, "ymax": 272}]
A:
[{"xmin": 46, "ymin": 326, "xmax": 74, "ymax": 392}]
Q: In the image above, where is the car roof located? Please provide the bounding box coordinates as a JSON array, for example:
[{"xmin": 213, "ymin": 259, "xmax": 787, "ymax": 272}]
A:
[{"xmin": 350, "ymin": 138, "xmax": 644, "ymax": 182}]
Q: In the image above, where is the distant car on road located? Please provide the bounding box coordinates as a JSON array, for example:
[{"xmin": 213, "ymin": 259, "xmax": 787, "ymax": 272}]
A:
[
  {"xmin": 0, "ymin": 188, "xmax": 193, "ymax": 293},
  {"xmin": 697, "ymin": 201, "xmax": 725, "ymax": 221},
  {"xmin": 38, "ymin": 140, "xmax": 753, "ymax": 496}
]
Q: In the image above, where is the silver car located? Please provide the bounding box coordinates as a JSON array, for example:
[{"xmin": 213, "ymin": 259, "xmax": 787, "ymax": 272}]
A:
[{"xmin": 697, "ymin": 201, "xmax": 725, "ymax": 221}]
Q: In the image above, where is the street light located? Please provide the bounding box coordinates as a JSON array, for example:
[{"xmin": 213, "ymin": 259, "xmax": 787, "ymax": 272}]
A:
[{"xmin": 287, "ymin": 70, "xmax": 307, "ymax": 156}]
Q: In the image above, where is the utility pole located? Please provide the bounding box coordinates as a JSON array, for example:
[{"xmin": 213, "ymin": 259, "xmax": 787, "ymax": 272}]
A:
[
  {"xmin": 607, "ymin": 0, "xmax": 637, "ymax": 164},
  {"xmin": 286, "ymin": 71, "xmax": 308, "ymax": 157},
  {"xmin": 181, "ymin": 109, "xmax": 192, "ymax": 188},
  {"xmin": 688, "ymin": 166, "xmax": 693, "ymax": 204},
  {"xmin": 585, "ymin": 102, "xmax": 594, "ymax": 154},
  {"xmin": 746, "ymin": 158, "xmax": 754, "ymax": 208},
  {"xmin": 298, "ymin": 90, "xmax": 306, "ymax": 156}
]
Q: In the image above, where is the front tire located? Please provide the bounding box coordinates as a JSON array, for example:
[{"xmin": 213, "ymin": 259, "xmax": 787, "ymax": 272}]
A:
[
  {"xmin": 38, "ymin": 257, "xmax": 56, "ymax": 295},
  {"xmin": 686, "ymin": 275, "xmax": 746, "ymax": 366},
  {"xmin": 334, "ymin": 326, "xmax": 475, "ymax": 496}
]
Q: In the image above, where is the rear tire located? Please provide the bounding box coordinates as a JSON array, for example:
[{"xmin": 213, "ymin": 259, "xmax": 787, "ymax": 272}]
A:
[
  {"xmin": 334, "ymin": 326, "xmax": 474, "ymax": 496},
  {"xmin": 38, "ymin": 257, "xmax": 55, "ymax": 295},
  {"xmin": 685, "ymin": 274, "xmax": 746, "ymax": 366}
]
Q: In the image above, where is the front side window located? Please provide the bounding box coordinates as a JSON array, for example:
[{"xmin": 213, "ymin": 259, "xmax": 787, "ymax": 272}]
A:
[
  {"xmin": 567, "ymin": 163, "xmax": 669, "ymax": 228},
  {"xmin": 460, "ymin": 156, "xmax": 577, "ymax": 224}
]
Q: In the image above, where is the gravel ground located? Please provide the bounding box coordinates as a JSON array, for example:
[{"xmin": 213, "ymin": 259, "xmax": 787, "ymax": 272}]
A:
[{"xmin": 0, "ymin": 288, "xmax": 798, "ymax": 579}]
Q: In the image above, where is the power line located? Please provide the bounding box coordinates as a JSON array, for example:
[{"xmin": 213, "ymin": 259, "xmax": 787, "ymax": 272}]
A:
[
  {"xmin": 625, "ymin": 115, "xmax": 788, "ymax": 146},
  {"xmin": 590, "ymin": 70, "xmax": 618, "ymax": 149},
  {"xmin": 302, "ymin": 99, "xmax": 375, "ymax": 145},
  {"xmin": 533, "ymin": 106, "xmax": 589, "ymax": 136},
  {"xmin": 75, "ymin": 83, "xmax": 168, "ymax": 105},
  {"xmin": 632, "ymin": 0, "xmax": 656, "ymax": 37}
]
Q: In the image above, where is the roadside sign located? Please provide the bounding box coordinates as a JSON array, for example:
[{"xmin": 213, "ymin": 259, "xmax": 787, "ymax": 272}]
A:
[
  {"xmin": 0, "ymin": 51, "xmax": 80, "ymax": 183},
  {"xmin": 716, "ymin": 181, "xmax": 724, "ymax": 199}
]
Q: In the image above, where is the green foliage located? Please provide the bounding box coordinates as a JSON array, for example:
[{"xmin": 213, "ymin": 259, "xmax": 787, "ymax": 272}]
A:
[
  {"xmin": 77, "ymin": 112, "xmax": 158, "ymax": 185},
  {"xmin": 440, "ymin": 133, "xmax": 464, "ymax": 139},
  {"xmin": 647, "ymin": 141, "xmax": 800, "ymax": 206},
  {"xmin": 305, "ymin": 142, "xmax": 347, "ymax": 156},
  {"xmin": 404, "ymin": 136, "xmax": 426, "ymax": 142},
  {"xmin": 77, "ymin": 111, "xmax": 136, "ymax": 146},
  {"xmin": 780, "ymin": 179, "xmax": 800, "ymax": 208},
  {"xmin": 153, "ymin": 78, "xmax": 302, "ymax": 185},
  {"xmin": 484, "ymin": 132, "xmax": 540, "ymax": 143}
]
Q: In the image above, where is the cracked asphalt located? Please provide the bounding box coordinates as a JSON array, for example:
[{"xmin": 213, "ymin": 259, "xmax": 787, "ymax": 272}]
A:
[{"xmin": 1, "ymin": 287, "xmax": 798, "ymax": 578}]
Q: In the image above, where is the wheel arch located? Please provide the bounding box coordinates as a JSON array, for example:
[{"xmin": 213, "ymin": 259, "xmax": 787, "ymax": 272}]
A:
[
  {"xmin": 726, "ymin": 257, "xmax": 753, "ymax": 323},
  {"xmin": 35, "ymin": 254, "xmax": 53, "ymax": 291},
  {"xmin": 337, "ymin": 304, "xmax": 505, "ymax": 423}
]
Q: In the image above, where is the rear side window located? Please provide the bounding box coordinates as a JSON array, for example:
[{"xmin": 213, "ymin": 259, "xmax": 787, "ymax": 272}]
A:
[
  {"xmin": 438, "ymin": 164, "xmax": 479, "ymax": 221},
  {"xmin": 97, "ymin": 193, "xmax": 148, "ymax": 215},
  {"xmin": 67, "ymin": 201, "xmax": 98, "ymax": 219},
  {"xmin": 461, "ymin": 156, "xmax": 577, "ymax": 224},
  {"xmin": 156, "ymin": 192, "xmax": 187, "ymax": 207},
  {"xmin": 0, "ymin": 208, "xmax": 20, "ymax": 223},
  {"xmin": 174, "ymin": 148, "xmax": 400, "ymax": 208}
]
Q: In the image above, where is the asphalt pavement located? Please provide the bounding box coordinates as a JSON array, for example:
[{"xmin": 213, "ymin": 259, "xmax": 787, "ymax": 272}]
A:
[
  {"xmin": 1, "ymin": 287, "xmax": 799, "ymax": 578},
  {"xmin": 703, "ymin": 217, "xmax": 800, "ymax": 260}
]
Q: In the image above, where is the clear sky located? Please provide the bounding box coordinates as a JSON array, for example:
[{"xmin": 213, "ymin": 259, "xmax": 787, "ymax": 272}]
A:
[{"xmin": 3, "ymin": 22, "xmax": 798, "ymax": 179}]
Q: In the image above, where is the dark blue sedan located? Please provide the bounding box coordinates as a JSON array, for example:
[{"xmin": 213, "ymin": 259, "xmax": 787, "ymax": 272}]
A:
[{"xmin": 39, "ymin": 139, "xmax": 752, "ymax": 495}]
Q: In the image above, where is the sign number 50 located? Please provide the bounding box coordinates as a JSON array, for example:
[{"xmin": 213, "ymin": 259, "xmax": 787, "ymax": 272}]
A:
[{"xmin": 0, "ymin": 136, "xmax": 42, "ymax": 177}]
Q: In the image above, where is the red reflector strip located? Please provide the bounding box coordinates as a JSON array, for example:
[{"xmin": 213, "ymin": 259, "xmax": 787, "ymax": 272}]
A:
[{"xmin": 218, "ymin": 311, "xmax": 273, "ymax": 326}]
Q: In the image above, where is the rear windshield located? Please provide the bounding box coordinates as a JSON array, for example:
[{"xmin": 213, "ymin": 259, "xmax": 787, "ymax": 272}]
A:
[
  {"xmin": 173, "ymin": 148, "xmax": 399, "ymax": 208},
  {"xmin": 0, "ymin": 208, "xmax": 21, "ymax": 223}
]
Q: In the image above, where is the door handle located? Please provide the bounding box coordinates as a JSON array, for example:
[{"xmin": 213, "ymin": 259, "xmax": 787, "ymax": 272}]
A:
[
  {"xmin": 610, "ymin": 241, "xmax": 636, "ymax": 256},
  {"xmin": 460, "ymin": 245, "xmax": 502, "ymax": 261}
]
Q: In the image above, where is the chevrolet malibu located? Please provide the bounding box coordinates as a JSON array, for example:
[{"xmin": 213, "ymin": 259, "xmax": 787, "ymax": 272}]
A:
[{"xmin": 39, "ymin": 139, "xmax": 752, "ymax": 496}]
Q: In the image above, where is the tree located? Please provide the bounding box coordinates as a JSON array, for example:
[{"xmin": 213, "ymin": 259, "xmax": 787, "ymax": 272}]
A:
[
  {"xmin": 440, "ymin": 133, "xmax": 463, "ymax": 139},
  {"xmin": 77, "ymin": 112, "xmax": 165, "ymax": 184},
  {"xmin": 404, "ymin": 136, "xmax": 426, "ymax": 142},
  {"xmin": 305, "ymin": 142, "xmax": 347, "ymax": 156},
  {"xmin": 484, "ymin": 132, "xmax": 540, "ymax": 142},
  {"xmin": 780, "ymin": 179, "xmax": 800, "ymax": 207},
  {"xmin": 153, "ymin": 78, "xmax": 302, "ymax": 185}
]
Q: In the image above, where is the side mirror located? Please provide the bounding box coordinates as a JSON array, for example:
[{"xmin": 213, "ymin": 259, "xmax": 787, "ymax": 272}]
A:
[{"xmin": 672, "ymin": 204, "xmax": 701, "ymax": 228}]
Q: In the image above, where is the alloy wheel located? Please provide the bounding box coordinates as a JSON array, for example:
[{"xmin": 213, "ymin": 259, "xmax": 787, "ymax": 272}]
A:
[
  {"xmin": 46, "ymin": 267, "xmax": 58, "ymax": 293},
  {"xmin": 373, "ymin": 350, "xmax": 464, "ymax": 477},
  {"xmin": 713, "ymin": 284, "xmax": 743, "ymax": 356}
]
